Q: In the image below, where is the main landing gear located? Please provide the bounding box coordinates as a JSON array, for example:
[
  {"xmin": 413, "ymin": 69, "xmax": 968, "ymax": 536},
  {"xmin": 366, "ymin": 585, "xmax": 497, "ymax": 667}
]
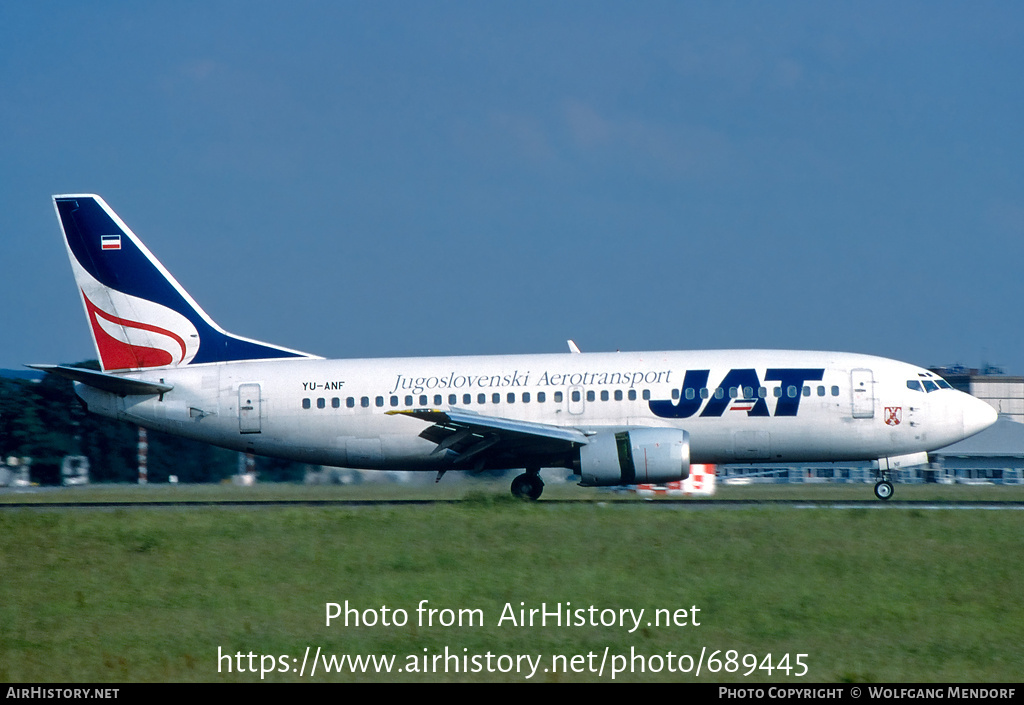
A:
[
  {"xmin": 873, "ymin": 470, "xmax": 894, "ymax": 501},
  {"xmin": 511, "ymin": 468, "xmax": 544, "ymax": 500}
]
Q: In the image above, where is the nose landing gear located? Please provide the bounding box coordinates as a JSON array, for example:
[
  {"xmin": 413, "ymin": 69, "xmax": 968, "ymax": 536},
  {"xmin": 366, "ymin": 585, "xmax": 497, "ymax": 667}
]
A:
[
  {"xmin": 873, "ymin": 480, "xmax": 894, "ymax": 501},
  {"xmin": 873, "ymin": 469, "xmax": 894, "ymax": 501}
]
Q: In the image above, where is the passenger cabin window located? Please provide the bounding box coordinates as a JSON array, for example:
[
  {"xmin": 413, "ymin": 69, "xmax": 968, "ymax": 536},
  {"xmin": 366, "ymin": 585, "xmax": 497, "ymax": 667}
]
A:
[
  {"xmin": 537, "ymin": 392, "xmax": 546, "ymax": 402},
  {"xmin": 554, "ymin": 391, "xmax": 563, "ymax": 403},
  {"xmin": 317, "ymin": 398, "xmax": 325, "ymax": 409},
  {"xmin": 302, "ymin": 398, "xmax": 311, "ymax": 409},
  {"xmin": 831, "ymin": 386, "xmax": 840, "ymax": 396}
]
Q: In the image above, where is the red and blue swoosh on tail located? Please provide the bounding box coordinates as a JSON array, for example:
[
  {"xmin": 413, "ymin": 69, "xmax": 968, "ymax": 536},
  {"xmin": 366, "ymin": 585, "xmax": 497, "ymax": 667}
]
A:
[
  {"xmin": 80, "ymin": 288, "xmax": 191, "ymax": 369},
  {"xmin": 54, "ymin": 196, "xmax": 312, "ymax": 372}
]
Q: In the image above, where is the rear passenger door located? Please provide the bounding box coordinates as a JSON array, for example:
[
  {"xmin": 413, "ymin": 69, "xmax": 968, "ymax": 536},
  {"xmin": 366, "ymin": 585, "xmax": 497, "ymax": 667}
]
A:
[{"xmin": 239, "ymin": 383, "xmax": 262, "ymax": 433}]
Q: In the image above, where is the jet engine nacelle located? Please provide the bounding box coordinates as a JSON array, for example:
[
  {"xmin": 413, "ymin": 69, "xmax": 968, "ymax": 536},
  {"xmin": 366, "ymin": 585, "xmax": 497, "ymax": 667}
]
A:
[{"xmin": 578, "ymin": 428, "xmax": 690, "ymax": 487}]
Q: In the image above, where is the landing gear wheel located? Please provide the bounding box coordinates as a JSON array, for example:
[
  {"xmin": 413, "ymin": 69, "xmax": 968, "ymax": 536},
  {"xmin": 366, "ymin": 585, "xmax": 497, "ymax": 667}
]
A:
[
  {"xmin": 511, "ymin": 472, "xmax": 544, "ymax": 501},
  {"xmin": 874, "ymin": 481, "xmax": 894, "ymax": 501}
]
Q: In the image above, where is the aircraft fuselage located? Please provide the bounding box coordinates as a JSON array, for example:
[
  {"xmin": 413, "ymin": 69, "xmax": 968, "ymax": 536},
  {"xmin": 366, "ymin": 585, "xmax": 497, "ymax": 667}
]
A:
[{"xmin": 74, "ymin": 348, "xmax": 993, "ymax": 472}]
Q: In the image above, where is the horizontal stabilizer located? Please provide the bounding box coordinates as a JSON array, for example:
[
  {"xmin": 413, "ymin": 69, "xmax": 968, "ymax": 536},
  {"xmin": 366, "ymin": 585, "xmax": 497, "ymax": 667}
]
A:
[{"xmin": 26, "ymin": 364, "xmax": 173, "ymax": 396}]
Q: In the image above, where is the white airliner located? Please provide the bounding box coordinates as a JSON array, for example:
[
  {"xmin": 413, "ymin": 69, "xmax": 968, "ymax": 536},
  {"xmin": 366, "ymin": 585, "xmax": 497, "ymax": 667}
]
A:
[{"xmin": 35, "ymin": 195, "xmax": 997, "ymax": 500}]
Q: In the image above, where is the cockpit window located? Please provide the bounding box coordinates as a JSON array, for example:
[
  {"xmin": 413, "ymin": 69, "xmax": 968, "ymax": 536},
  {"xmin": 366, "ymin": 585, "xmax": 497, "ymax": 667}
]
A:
[{"xmin": 908, "ymin": 378, "xmax": 949, "ymax": 392}]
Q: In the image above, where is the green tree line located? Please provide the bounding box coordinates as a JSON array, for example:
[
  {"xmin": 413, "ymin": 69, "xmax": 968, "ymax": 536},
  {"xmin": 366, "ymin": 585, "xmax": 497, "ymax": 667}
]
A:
[{"xmin": 0, "ymin": 362, "xmax": 305, "ymax": 484}]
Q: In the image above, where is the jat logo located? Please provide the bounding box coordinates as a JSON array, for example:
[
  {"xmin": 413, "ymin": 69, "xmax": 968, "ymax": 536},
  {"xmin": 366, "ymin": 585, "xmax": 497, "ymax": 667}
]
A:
[{"xmin": 650, "ymin": 368, "xmax": 825, "ymax": 419}]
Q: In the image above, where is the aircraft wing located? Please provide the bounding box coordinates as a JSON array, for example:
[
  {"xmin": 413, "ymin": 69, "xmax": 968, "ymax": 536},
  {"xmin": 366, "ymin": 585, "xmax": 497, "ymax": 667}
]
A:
[{"xmin": 387, "ymin": 408, "xmax": 589, "ymax": 467}]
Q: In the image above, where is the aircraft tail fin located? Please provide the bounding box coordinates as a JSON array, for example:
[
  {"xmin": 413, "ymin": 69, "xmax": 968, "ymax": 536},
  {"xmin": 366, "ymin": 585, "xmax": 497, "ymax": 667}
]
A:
[{"xmin": 52, "ymin": 194, "xmax": 316, "ymax": 372}]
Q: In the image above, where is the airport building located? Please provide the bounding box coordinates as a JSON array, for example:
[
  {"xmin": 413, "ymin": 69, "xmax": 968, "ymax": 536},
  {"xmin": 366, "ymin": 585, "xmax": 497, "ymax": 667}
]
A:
[
  {"xmin": 718, "ymin": 414, "xmax": 1024, "ymax": 488},
  {"xmin": 931, "ymin": 365, "xmax": 1024, "ymax": 425},
  {"xmin": 929, "ymin": 416, "xmax": 1024, "ymax": 483}
]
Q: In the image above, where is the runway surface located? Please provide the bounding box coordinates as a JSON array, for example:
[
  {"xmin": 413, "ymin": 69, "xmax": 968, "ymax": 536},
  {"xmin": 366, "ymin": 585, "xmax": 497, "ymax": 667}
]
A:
[{"xmin": 2, "ymin": 498, "xmax": 1023, "ymax": 510}]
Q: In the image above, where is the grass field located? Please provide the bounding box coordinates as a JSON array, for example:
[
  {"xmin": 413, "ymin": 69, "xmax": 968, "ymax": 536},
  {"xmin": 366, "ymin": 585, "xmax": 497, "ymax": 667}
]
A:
[{"xmin": 1, "ymin": 482, "xmax": 1021, "ymax": 682}]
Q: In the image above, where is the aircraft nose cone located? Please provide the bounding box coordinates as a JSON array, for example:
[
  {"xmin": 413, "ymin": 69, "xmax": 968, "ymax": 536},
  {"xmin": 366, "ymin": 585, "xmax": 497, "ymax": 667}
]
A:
[{"xmin": 963, "ymin": 395, "xmax": 998, "ymax": 438}]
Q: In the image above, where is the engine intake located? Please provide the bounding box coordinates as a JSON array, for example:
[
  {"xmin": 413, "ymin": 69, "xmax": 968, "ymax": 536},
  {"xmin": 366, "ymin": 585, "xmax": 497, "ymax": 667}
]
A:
[{"xmin": 578, "ymin": 428, "xmax": 690, "ymax": 486}]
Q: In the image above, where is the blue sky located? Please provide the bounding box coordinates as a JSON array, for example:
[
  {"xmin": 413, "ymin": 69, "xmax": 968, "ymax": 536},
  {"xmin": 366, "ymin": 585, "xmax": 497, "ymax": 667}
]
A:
[{"xmin": 2, "ymin": 2, "xmax": 1022, "ymax": 373}]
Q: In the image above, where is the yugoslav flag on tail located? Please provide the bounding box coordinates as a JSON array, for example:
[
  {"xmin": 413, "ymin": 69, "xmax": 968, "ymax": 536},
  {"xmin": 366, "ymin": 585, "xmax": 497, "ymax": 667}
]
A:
[{"xmin": 53, "ymin": 195, "xmax": 317, "ymax": 372}]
